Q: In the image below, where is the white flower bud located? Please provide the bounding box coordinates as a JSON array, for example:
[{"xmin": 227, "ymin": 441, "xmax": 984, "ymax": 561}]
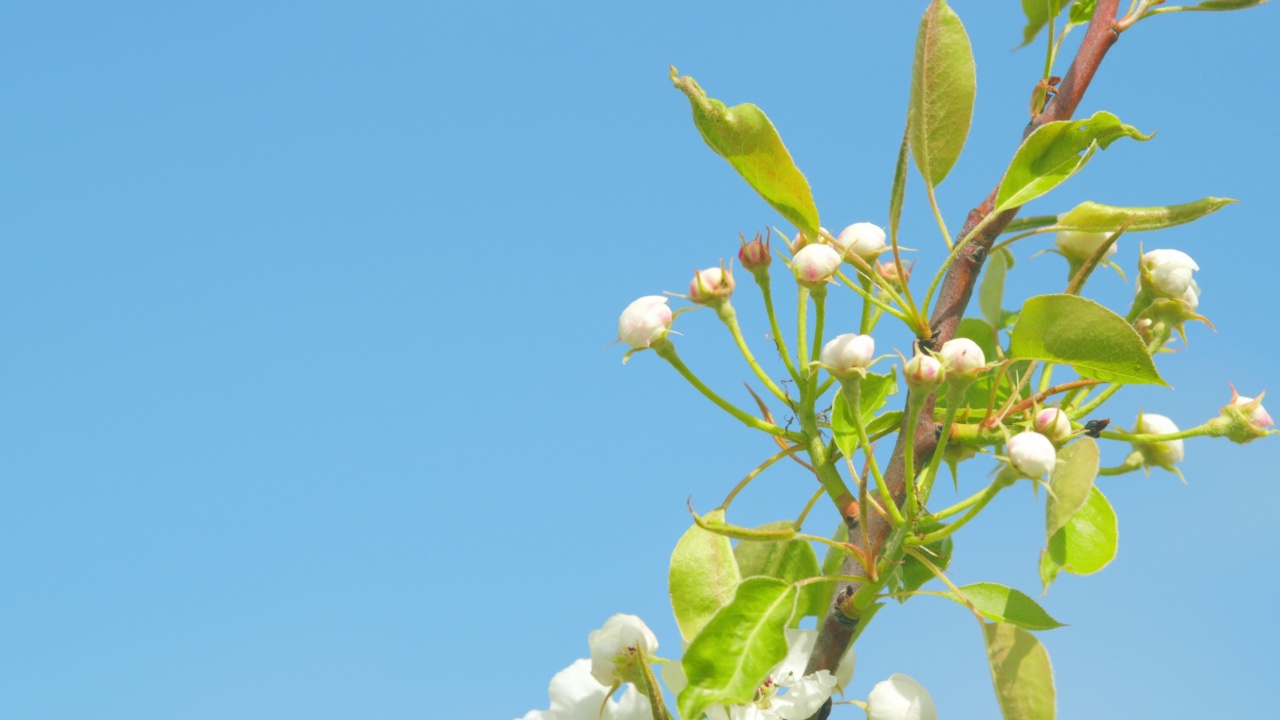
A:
[
  {"xmin": 791, "ymin": 244, "xmax": 842, "ymax": 287},
  {"xmin": 834, "ymin": 222, "xmax": 887, "ymax": 262},
  {"xmin": 1055, "ymin": 230, "xmax": 1117, "ymax": 263},
  {"xmin": 903, "ymin": 354, "xmax": 944, "ymax": 392},
  {"xmin": 1134, "ymin": 412, "xmax": 1184, "ymax": 468},
  {"xmin": 1033, "ymin": 408, "xmax": 1072, "ymax": 442},
  {"xmin": 1231, "ymin": 393, "xmax": 1274, "ymax": 428},
  {"xmin": 1141, "ymin": 249, "xmax": 1199, "ymax": 299},
  {"xmin": 939, "ymin": 338, "xmax": 986, "ymax": 378},
  {"xmin": 617, "ymin": 296, "xmax": 673, "ymax": 349},
  {"xmin": 867, "ymin": 673, "xmax": 938, "ymax": 720},
  {"xmin": 821, "ymin": 334, "xmax": 875, "ymax": 375},
  {"xmin": 588, "ymin": 614, "xmax": 658, "ymax": 686},
  {"xmin": 1007, "ymin": 431, "xmax": 1057, "ymax": 478},
  {"xmin": 1181, "ymin": 279, "xmax": 1201, "ymax": 311},
  {"xmin": 688, "ymin": 266, "xmax": 735, "ymax": 304}
]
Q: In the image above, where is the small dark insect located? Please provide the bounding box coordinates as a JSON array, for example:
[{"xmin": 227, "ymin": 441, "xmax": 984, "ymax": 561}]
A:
[{"xmin": 1083, "ymin": 418, "xmax": 1110, "ymax": 438}]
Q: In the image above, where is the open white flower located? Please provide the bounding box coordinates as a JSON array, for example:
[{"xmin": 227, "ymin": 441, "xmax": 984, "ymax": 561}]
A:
[
  {"xmin": 867, "ymin": 673, "xmax": 938, "ymax": 720},
  {"xmin": 588, "ymin": 614, "xmax": 658, "ymax": 686},
  {"xmin": 517, "ymin": 658, "xmax": 653, "ymax": 720}
]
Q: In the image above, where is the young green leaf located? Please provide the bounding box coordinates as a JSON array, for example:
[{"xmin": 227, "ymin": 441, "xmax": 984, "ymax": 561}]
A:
[
  {"xmin": 1150, "ymin": 0, "xmax": 1270, "ymax": 14},
  {"xmin": 670, "ymin": 509, "xmax": 742, "ymax": 641},
  {"xmin": 909, "ymin": 0, "xmax": 977, "ymax": 187},
  {"xmin": 1054, "ymin": 197, "xmax": 1235, "ymax": 233},
  {"xmin": 980, "ymin": 248, "xmax": 1012, "ymax": 328},
  {"xmin": 678, "ymin": 577, "xmax": 797, "ymax": 720},
  {"xmin": 1047, "ymin": 486, "xmax": 1118, "ymax": 575},
  {"xmin": 985, "ymin": 622, "xmax": 1057, "ymax": 720},
  {"xmin": 671, "ymin": 68, "xmax": 820, "ymax": 238},
  {"xmin": 947, "ymin": 583, "xmax": 1065, "ymax": 631},
  {"xmin": 889, "ymin": 123, "xmax": 910, "ymax": 242},
  {"xmin": 733, "ymin": 523, "xmax": 826, "ymax": 623},
  {"xmin": 1009, "ymin": 294, "xmax": 1164, "ymax": 385},
  {"xmin": 995, "ymin": 111, "xmax": 1152, "ymax": 212},
  {"xmin": 831, "ymin": 369, "xmax": 899, "ymax": 458},
  {"xmin": 1046, "ymin": 438, "xmax": 1100, "ymax": 540},
  {"xmin": 1020, "ymin": 0, "xmax": 1067, "ymax": 46},
  {"xmin": 1068, "ymin": 0, "xmax": 1097, "ymax": 25},
  {"xmin": 894, "ymin": 520, "xmax": 953, "ymax": 602},
  {"xmin": 865, "ymin": 410, "xmax": 905, "ymax": 440}
]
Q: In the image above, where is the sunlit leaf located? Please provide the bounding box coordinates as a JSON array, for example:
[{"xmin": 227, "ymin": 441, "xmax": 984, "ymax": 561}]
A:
[
  {"xmin": 910, "ymin": 0, "xmax": 977, "ymax": 187},
  {"xmin": 985, "ymin": 622, "xmax": 1057, "ymax": 719},
  {"xmin": 1047, "ymin": 486, "xmax": 1118, "ymax": 576},
  {"xmin": 947, "ymin": 583, "xmax": 1065, "ymax": 631},
  {"xmin": 980, "ymin": 248, "xmax": 1011, "ymax": 328},
  {"xmin": 1055, "ymin": 197, "xmax": 1235, "ymax": 232},
  {"xmin": 670, "ymin": 510, "xmax": 742, "ymax": 641},
  {"xmin": 671, "ymin": 69, "xmax": 820, "ymax": 238},
  {"xmin": 734, "ymin": 523, "xmax": 826, "ymax": 623},
  {"xmin": 831, "ymin": 370, "xmax": 899, "ymax": 458},
  {"xmin": 1019, "ymin": 0, "xmax": 1066, "ymax": 47},
  {"xmin": 1009, "ymin": 294, "xmax": 1164, "ymax": 385},
  {"xmin": 1046, "ymin": 438, "xmax": 1099, "ymax": 540},
  {"xmin": 1150, "ymin": 0, "xmax": 1270, "ymax": 13}
]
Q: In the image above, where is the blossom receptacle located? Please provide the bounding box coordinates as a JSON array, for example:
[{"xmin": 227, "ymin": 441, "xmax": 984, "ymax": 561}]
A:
[
  {"xmin": 587, "ymin": 613, "xmax": 658, "ymax": 687},
  {"xmin": 1007, "ymin": 431, "xmax": 1057, "ymax": 479},
  {"xmin": 939, "ymin": 338, "xmax": 986, "ymax": 380},
  {"xmin": 820, "ymin": 333, "xmax": 875, "ymax": 377},
  {"xmin": 688, "ymin": 265, "xmax": 735, "ymax": 305},
  {"xmin": 834, "ymin": 222, "xmax": 887, "ymax": 263},
  {"xmin": 1033, "ymin": 408, "xmax": 1072, "ymax": 442},
  {"xmin": 791, "ymin": 243, "xmax": 842, "ymax": 288},
  {"xmin": 1133, "ymin": 411, "xmax": 1184, "ymax": 471},
  {"xmin": 867, "ymin": 673, "xmax": 938, "ymax": 720},
  {"xmin": 903, "ymin": 353, "xmax": 944, "ymax": 393},
  {"xmin": 617, "ymin": 296, "xmax": 673, "ymax": 349}
]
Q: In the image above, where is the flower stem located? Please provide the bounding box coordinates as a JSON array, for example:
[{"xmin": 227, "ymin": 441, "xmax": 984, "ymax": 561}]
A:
[
  {"xmin": 909, "ymin": 471, "xmax": 1015, "ymax": 545},
  {"xmin": 755, "ymin": 273, "xmax": 802, "ymax": 384},
  {"xmin": 654, "ymin": 342, "xmax": 800, "ymax": 441},
  {"xmin": 714, "ymin": 300, "xmax": 789, "ymax": 404},
  {"xmin": 840, "ymin": 380, "xmax": 903, "ymax": 527}
]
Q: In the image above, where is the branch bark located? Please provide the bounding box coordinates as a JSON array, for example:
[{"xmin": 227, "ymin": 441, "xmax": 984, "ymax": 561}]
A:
[{"xmin": 803, "ymin": 0, "xmax": 1122, "ymax": 683}]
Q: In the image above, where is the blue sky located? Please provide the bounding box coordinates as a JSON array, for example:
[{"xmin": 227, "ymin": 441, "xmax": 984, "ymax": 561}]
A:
[{"xmin": 2, "ymin": 2, "xmax": 1276, "ymax": 718}]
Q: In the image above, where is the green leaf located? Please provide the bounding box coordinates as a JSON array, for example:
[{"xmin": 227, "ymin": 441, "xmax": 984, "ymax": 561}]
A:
[
  {"xmin": 1009, "ymin": 294, "xmax": 1164, "ymax": 385},
  {"xmin": 1046, "ymin": 438, "xmax": 1099, "ymax": 540},
  {"xmin": 1003, "ymin": 214, "xmax": 1060, "ymax": 234},
  {"xmin": 1150, "ymin": 0, "xmax": 1270, "ymax": 12},
  {"xmin": 1068, "ymin": 0, "xmax": 1097, "ymax": 24},
  {"xmin": 909, "ymin": 0, "xmax": 976, "ymax": 187},
  {"xmin": 678, "ymin": 578, "xmax": 797, "ymax": 720},
  {"xmin": 1047, "ymin": 486, "xmax": 1118, "ymax": 576},
  {"xmin": 995, "ymin": 111, "xmax": 1152, "ymax": 212},
  {"xmin": 980, "ymin": 248, "xmax": 1011, "ymax": 328},
  {"xmin": 734, "ymin": 523, "xmax": 826, "ymax": 623},
  {"xmin": 671, "ymin": 69, "xmax": 819, "ymax": 238},
  {"xmin": 984, "ymin": 622, "xmax": 1057, "ymax": 720},
  {"xmin": 1039, "ymin": 547, "xmax": 1061, "ymax": 591},
  {"xmin": 889, "ymin": 123, "xmax": 910, "ymax": 242},
  {"xmin": 894, "ymin": 519, "xmax": 953, "ymax": 602},
  {"xmin": 948, "ymin": 583, "xmax": 1065, "ymax": 631},
  {"xmin": 1020, "ymin": 0, "xmax": 1066, "ymax": 46},
  {"xmin": 865, "ymin": 410, "xmax": 905, "ymax": 440},
  {"xmin": 831, "ymin": 370, "xmax": 899, "ymax": 458},
  {"xmin": 1055, "ymin": 197, "xmax": 1236, "ymax": 233},
  {"xmin": 670, "ymin": 510, "xmax": 742, "ymax": 642}
]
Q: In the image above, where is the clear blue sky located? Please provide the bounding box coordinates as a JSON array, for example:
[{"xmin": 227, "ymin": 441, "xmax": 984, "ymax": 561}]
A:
[{"xmin": 2, "ymin": 2, "xmax": 1276, "ymax": 718}]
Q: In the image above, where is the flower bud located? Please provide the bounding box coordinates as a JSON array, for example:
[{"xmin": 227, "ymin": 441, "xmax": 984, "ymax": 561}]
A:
[
  {"xmin": 1133, "ymin": 412, "xmax": 1184, "ymax": 470},
  {"xmin": 688, "ymin": 266, "xmax": 735, "ymax": 305},
  {"xmin": 1141, "ymin": 249, "xmax": 1199, "ymax": 299},
  {"xmin": 820, "ymin": 334, "xmax": 875, "ymax": 376},
  {"xmin": 867, "ymin": 673, "xmax": 938, "ymax": 720},
  {"xmin": 1210, "ymin": 387, "xmax": 1275, "ymax": 444},
  {"xmin": 1181, "ymin": 279, "xmax": 1201, "ymax": 311},
  {"xmin": 939, "ymin": 338, "xmax": 986, "ymax": 379},
  {"xmin": 1055, "ymin": 230, "xmax": 1117, "ymax": 263},
  {"xmin": 617, "ymin": 296, "xmax": 672, "ymax": 349},
  {"xmin": 738, "ymin": 231, "xmax": 772, "ymax": 272},
  {"xmin": 1033, "ymin": 408, "xmax": 1072, "ymax": 442},
  {"xmin": 791, "ymin": 243, "xmax": 842, "ymax": 287},
  {"xmin": 834, "ymin": 222, "xmax": 888, "ymax": 263},
  {"xmin": 1230, "ymin": 392, "xmax": 1274, "ymax": 428},
  {"xmin": 788, "ymin": 227, "xmax": 828, "ymax": 253},
  {"xmin": 1007, "ymin": 431, "xmax": 1057, "ymax": 478},
  {"xmin": 588, "ymin": 614, "xmax": 658, "ymax": 687},
  {"xmin": 903, "ymin": 353, "xmax": 944, "ymax": 392},
  {"xmin": 878, "ymin": 260, "xmax": 911, "ymax": 286}
]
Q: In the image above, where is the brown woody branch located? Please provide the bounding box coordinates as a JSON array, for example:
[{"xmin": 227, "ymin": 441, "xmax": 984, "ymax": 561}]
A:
[{"xmin": 803, "ymin": 0, "xmax": 1123, "ymax": 685}]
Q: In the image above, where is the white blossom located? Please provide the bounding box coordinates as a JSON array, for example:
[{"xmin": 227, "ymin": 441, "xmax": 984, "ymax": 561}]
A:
[
  {"xmin": 1007, "ymin": 431, "xmax": 1057, "ymax": 478},
  {"xmin": 866, "ymin": 673, "xmax": 938, "ymax": 720},
  {"xmin": 791, "ymin": 244, "xmax": 842, "ymax": 286},
  {"xmin": 617, "ymin": 296, "xmax": 672, "ymax": 349},
  {"xmin": 1141, "ymin": 249, "xmax": 1199, "ymax": 298},
  {"xmin": 834, "ymin": 222, "xmax": 887, "ymax": 262},
  {"xmin": 588, "ymin": 614, "xmax": 658, "ymax": 686},
  {"xmin": 820, "ymin": 334, "xmax": 875, "ymax": 375}
]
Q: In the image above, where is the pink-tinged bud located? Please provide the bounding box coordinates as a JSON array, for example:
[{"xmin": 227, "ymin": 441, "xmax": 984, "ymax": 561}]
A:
[
  {"xmin": 1211, "ymin": 386, "xmax": 1275, "ymax": 444},
  {"xmin": 1133, "ymin": 412, "xmax": 1184, "ymax": 470},
  {"xmin": 688, "ymin": 266, "xmax": 735, "ymax": 305},
  {"xmin": 617, "ymin": 296, "xmax": 672, "ymax": 349},
  {"xmin": 791, "ymin": 244, "xmax": 842, "ymax": 287},
  {"xmin": 820, "ymin": 334, "xmax": 875, "ymax": 376},
  {"xmin": 1055, "ymin": 230, "xmax": 1117, "ymax": 263},
  {"xmin": 903, "ymin": 354, "xmax": 944, "ymax": 392},
  {"xmin": 877, "ymin": 260, "xmax": 911, "ymax": 286},
  {"xmin": 738, "ymin": 231, "xmax": 772, "ymax": 271},
  {"xmin": 788, "ymin": 227, "xmax": 828, "ymax": 254},
  {"xmin": 1034, "ymin": 408, "xmax": 1072, "ymax": 442},
  {"xmin": 834, "ymin": 223, "xmax": 887, "ymax": 263},
  {"xmin": 1231, "ymin": 393, "xmax": 1274, "ymax": 428},
  {"xmin": 939, "ymin": 338, "xmax": 986, "ymax": 379},
  {"xmin": 1007, "ymin": 431, "xmax": 1057, "ymax": 478},
  {"xmin": 1141, "ymin": 249, "xmax": 1199, "ymax": 299}
]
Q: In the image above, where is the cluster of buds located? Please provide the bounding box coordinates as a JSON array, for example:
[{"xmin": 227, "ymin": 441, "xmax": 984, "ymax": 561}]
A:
[{"xmin": 1133, "ymin": 248, "xmax": 1208, "ymax": 347}]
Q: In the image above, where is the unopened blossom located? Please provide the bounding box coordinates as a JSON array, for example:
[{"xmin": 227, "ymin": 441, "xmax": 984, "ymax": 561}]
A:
[
  {"xmin": 867, "ymin": 674, "xmax": 938, "ymax": 720},
  {"xmin": 1134, "ymin": 412, "xmax": 1184, "ymax": 469},
  {"xmin": 878, "ymin": 259, "xmax": 910, "ymax": 285},
  {"xmin": 903, "ymin": 354, "xmax": 944, "ymax": 392},
  {"xmin": 1007, "ymin": 431, "xmax": 1057, "ymax": 478},
  {"xmin": 1141, "ymin": 249, "xmax": 1199, "ymax": 298},
  {"xmin": 1230, "ymin": 393, "xmax": 1274, "ymax": 428},
  {"xmin": 688, "ymin": 266, "xmax": 735, "ymax": 304},
  {"xmin": 791, "ymin": 244, "xmax": 842, "ymax": 287},
  {"xmin": 834, "ymin": 222, "xmax": 887, "ymax": 262},
  {"xmin": 1181, "ymin": 279, "xmax": 1201, "ymax": 310},
  {"xmin": 739, "ymin": 232, "xmax": 772, "ymax": 271},
  {"xmin": 820, "ymin": 334, "xmax": 875, "ymax": 376},
  {"xmin": 588, "ymin": 614, "xmax": 658, "ymax": 686},
  {"xmin": 1034, "ymin": 408, "xmax": 1072, "ymax": 442},
  {"xmin": 617, "ymin": 296, "xmax": 672, "ymax": 349},
  {"xmin": 939, "ymin": 338, "xmax": 986, "ymax": 379},
  {"xmin": 1055, "ymin": 230, "xmax": 1117, "ymax": 263}
]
